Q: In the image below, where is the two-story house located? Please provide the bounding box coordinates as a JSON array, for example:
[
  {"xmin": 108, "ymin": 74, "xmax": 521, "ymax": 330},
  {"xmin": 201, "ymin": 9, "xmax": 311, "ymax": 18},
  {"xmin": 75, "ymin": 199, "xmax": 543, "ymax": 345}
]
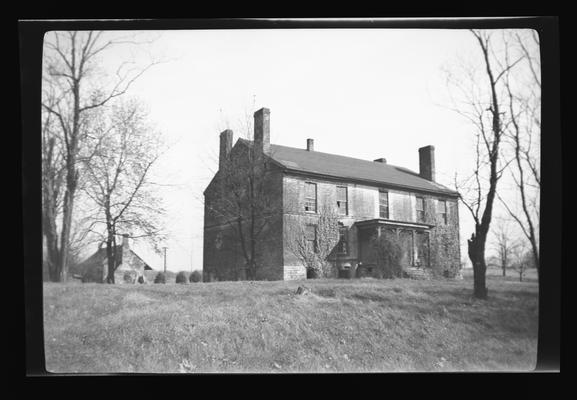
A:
[{"xmin": 203, "ymin": 107, "xmax": 461, "ymax": 281}]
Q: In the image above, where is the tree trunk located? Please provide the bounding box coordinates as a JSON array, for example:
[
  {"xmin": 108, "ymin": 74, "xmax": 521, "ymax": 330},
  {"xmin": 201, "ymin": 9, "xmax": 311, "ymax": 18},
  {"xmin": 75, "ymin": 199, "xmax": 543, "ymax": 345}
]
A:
[
  {"xmin": 246, "ymin": 260, "xmax": 257, "ymax": 281},
  {"xmin": 43, "ymin": 209, "xmax": 60, "ymax": 281},
  {"xmin": 105, "ymin": 233, "xmax": 118, "ymax": 284},
  {"xmin": 105, "ymin": 250, "xmax": 116, "ymax": 284},
  {"xmin": 472, "ymin": 254, "xmax": 488, "ymax": 299},
  {"xmin": 473, "ymin": 260, "xmax": 488, "ymax": 299},
  {"xmin": 45, "ymin": 233, "xmax": 60, "ymax": 282},
  {"xmin": 468, "ymin": 233, "xmax": 488, "ymax": 299},
  {"xmin": 58, "ymin": 188, "xmax": 75, "ymax": 282},
  {"xmin": 42, "ymin": 168, "xmax": 61, "ymax": 281},
  {"xmin": 531, "ymin": 246, "xmax": 539, "ymax": 279}
]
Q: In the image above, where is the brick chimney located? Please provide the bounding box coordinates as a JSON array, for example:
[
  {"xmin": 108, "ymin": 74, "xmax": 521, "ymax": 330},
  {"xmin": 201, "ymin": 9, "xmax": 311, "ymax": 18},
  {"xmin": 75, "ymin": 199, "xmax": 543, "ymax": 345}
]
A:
[
  {"xmin": 122, "ymin": 233, "xmax": 130, "ymax": 250},
  {"xmin": 307, "ymin": 138, "xmax": 314, "ymax": 151},
  {"xmin": 219, "ymin": 129, "xmax": 233, "ymax": 170},
  {"xmin": 418, "ymin": 145, "xmax": 435, "ymax": 181},
  {"xmin": 374, "ymin": 158, "xmax": 387, "ymax": 164},
  {"xmin": 254, "ymin": 107, "xmax": 270, "ymax": 155},
  {"xmin": 121, "ymin": 233, "xmax": 132, "ymax": 268}
]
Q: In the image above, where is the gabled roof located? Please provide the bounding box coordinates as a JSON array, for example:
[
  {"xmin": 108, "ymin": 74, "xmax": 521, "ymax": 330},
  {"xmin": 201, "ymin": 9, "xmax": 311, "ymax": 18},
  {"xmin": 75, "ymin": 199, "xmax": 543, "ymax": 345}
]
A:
[
  {"xmin": 238, "ymin": 139, "xmax": 459, "ymax": 197},
  {"xmin": 75, "ymin": 245, "xmax": 154, "ymax": 272}
]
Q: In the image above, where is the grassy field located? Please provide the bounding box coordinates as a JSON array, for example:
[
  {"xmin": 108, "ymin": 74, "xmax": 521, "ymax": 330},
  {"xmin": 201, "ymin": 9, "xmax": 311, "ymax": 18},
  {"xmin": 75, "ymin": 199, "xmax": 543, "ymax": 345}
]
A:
[{"xmin": 43, "ymin": 268, "xmax": 539, "ymax": 373}]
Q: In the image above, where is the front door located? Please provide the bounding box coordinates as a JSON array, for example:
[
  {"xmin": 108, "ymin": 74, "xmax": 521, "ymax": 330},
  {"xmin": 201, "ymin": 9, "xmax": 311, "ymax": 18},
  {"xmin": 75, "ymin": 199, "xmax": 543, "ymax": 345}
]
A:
[
  {"xmin": 358, "ymin": 227, "xmax": 376, "ymax": 267},
  {"xmin": 397, "ymin": 229, "xmax": 414, "ymax": 269},
  {"xmin": 415, "ymin": 231, "xmax": 430, "ymax": 268}
]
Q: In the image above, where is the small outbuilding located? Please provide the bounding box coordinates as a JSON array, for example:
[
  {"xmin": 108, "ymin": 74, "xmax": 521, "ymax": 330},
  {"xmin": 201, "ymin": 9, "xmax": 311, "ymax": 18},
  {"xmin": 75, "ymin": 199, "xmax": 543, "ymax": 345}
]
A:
[{"xmin": 71, "ymin": 234, "xmax": 154, "ymax": 283}]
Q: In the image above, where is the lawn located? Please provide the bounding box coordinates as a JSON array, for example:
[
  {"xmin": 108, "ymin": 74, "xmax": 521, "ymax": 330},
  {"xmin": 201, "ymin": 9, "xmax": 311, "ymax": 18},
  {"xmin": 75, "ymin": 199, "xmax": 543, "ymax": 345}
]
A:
[{"xmin": 43, "ymin": 269, "xmax": 539, "ymax": 373}]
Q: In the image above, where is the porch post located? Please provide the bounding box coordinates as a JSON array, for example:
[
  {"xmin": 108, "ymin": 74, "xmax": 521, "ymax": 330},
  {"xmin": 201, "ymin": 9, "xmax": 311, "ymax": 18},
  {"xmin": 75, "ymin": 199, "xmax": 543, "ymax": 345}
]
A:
[
  {"xmin": 412, "ymin": 230, "xmax": 416, "ymax": 267},
  {"xmin": 427, "ymin": 232, "xmax": 431, "ymax": 269}
]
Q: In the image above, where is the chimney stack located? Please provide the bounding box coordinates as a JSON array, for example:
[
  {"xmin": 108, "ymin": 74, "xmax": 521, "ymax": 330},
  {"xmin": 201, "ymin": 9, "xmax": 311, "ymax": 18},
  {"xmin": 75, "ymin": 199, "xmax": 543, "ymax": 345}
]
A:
[
  {"xmin": 418, "ymin": 145, "xmax": 436, "ymax": 181},
  {"xmin": 254, "ymin": 108, "xmax": 270, "ymax": 155},
  {"xmin": 122, "ymin": 234, "xmax": 130, "ymax": 250},
  {"xmin": 373, "ymin": 158, "xmax": 387, "ymax": 164},
  {"xmin": 307, "ymin": 138, "xmax": 314, "ymax": 151},
  {"xmin": 219, "ymin": 129, "xmax": 233, "ymax": 170}
]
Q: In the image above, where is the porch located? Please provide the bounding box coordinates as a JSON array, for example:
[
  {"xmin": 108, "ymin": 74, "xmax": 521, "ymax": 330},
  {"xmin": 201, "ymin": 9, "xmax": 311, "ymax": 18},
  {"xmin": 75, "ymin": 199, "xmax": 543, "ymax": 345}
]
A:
[{"xmin": 354, "ymin": 218, "xmax": 434, "ymax": 278}]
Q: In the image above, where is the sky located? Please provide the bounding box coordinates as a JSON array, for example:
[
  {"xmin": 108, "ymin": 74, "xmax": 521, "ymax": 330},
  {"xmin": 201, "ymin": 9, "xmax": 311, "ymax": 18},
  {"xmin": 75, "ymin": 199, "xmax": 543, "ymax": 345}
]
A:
[{"xmin": 54, "ymin": 27, "xmax": 539, "ymax": 272}]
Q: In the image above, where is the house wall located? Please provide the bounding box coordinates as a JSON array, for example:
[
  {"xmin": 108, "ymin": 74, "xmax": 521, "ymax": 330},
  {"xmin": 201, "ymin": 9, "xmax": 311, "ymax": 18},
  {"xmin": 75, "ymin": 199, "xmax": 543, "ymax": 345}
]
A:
[
  {"xmin": 282, "ymin": 175, "xmax": 376, "ymax": 278},
  {"xmin": 203, "ymin": 150, "xmax": 285, "ymax": 281},
  {"xmin": 281, "ymin": 173, "xmax": 461, "ymax": 278},
  {"xmin": 114, "ymin": 248, "xmax": 149, "ymax": 284},
  {"xmin": 73, "ymin": 245, "xmax": 153, "ymax": 284},
  {"xmin": 203, "ymin": 141, "xmax": 461, "ymax": 281},
  {"xmin": 423, "ymin": 195, "xmax": 461, "ymax": 277}
]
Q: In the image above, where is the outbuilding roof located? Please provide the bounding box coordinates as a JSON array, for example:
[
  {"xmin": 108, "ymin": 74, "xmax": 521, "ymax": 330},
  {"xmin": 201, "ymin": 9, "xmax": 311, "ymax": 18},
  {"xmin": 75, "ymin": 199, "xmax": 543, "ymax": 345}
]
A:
[{"xmin": 238, "ymin": 139, "xmax": 459, "ymax": 197}]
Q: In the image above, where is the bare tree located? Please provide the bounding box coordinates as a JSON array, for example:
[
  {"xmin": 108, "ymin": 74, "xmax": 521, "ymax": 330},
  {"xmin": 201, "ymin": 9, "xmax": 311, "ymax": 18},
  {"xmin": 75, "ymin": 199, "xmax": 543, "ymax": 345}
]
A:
[
  {"xmin": 41, "ymin": 92, "xmax": 66, "ymax": 281},
  {"xmin": 201, "ymin": 103, "xmax": 289, "ymax": 281},
  {"xmin": 206, "ymin": 139, "xmax": 278, "ymax": 281},
  {"xmin": 492, "ymin": 221, "xmax": 517, "ymax": 277},
  {"xmin": 41, "ymin": 31, "xmax": 159, "ymax": 282},
  {"xmin": 496, "ymin": 31, "xmax": 540, "ymax": 276},
  {"xmin": 449, "ymin": 30, "xmax": 524, "ymax": 299},
  {"xmin": 510, "ymin": 239, "xmax": 530, "ymax": 282},
  {"xmin": 82, "ymin": 99, "xmax": 166, "ymax": 283},
  {"xmin": 286, "ymin": 202, "xmax": 340, "ymax": 278}
]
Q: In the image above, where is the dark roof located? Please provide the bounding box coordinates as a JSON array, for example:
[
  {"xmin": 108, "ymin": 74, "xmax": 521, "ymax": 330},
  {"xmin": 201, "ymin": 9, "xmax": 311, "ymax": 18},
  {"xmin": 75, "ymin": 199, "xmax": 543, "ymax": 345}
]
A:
[{"xmin": 239, "ymin": 139, "xmax": 458, "ymax": 196}]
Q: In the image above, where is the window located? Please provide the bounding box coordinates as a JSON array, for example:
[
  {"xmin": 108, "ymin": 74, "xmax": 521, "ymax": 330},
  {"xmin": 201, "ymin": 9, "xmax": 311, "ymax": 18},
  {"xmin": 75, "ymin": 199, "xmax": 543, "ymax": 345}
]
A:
[
  {"xmin": 416, "ymin": 196, "xmax": 425, "ymax": 222},
  {"xmin": 379, "ymin": 190, "xmax": 389, "ymax": 219},
  {"xmin": 336, "ymin": 186, "xmax": 348, "ymax": 216},
  {"xmin": 305, "ymin": 224, "xmax": 317, "ymax": 253},
  {"xmin": 438, "ymin": 199, "xmax": 447, "ymax": 224},
  {"xmin": 304, "ymin": 182, "xmax": 317, "ymax": 213},
  {"xmin": 337, "ymin": 224, "xmax": 348, "ymax": 254}
]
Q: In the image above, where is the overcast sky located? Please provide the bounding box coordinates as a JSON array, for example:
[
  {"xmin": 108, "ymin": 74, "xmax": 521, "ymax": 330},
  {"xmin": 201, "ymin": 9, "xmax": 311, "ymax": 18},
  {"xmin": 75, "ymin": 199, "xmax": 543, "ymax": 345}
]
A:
[{"xmin": 60, "ymin": 27, "xmax": 538, "ymax": 272}]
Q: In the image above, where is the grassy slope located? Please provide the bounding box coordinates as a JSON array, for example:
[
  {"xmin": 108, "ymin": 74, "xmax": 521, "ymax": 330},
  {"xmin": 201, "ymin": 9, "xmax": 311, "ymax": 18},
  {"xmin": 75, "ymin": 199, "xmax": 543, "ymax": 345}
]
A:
[{"xmin": 43, "ymin": 269, "xmax": 538, "ymax": 373}]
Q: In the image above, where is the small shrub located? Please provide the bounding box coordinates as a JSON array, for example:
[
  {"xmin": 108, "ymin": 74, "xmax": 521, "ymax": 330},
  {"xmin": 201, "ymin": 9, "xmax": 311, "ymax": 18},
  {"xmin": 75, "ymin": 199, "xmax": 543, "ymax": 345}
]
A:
[
  {"xmin": 306, "ymin": 267, "xmax": 319, "ymax": 279},
  {"xmin": 154, "ymin": 272, "xmax": 166, "ymax": 284},
  {"xmin": 137, "ymin": 275, "xmax": 145, "ymax": 284},
  {"xmin": 176, "ymin": 271, "xmax": 188, "ymax": 284},
  {"xmin": 372, "ymin": 229, "xmax": 404, "ymax": 279},
  {"xmin": 189, "ymin": 270, "xmax": 202, "ymax": 283}
]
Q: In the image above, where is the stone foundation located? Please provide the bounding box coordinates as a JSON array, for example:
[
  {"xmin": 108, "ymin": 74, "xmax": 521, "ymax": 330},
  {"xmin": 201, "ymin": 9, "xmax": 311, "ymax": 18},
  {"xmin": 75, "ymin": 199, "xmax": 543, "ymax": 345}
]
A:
[{"xmin": 283, "ymin": 265, "xmax": 306, "ymax": 280}]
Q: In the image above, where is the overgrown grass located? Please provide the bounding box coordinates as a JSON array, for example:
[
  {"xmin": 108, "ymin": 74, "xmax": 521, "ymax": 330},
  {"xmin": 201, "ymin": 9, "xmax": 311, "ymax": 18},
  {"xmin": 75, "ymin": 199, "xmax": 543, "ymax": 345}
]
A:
[{"xmin": 43, "ymin": 271, "xmax": 538, "ymax": 373}]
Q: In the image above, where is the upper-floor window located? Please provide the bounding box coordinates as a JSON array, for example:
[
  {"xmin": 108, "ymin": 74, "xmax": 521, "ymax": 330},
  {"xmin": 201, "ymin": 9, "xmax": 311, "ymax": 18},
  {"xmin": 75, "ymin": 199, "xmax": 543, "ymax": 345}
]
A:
[
  {"xmin": 336, "ymin": 186, "xmax": 348, "ymax": 216},
  {"xmin": 379, "ymin": 189, "xmax": 389, "ymax": 219},
  {"xmin": 305, "ymin": 224, "xmax": 318, "ymax": 253},
  {"xmin": 337, "ymin": 223, "xmax": 348, "ymax": 254},
  {"xmin": 438, "ymin": 199, "xmax": 448, "ymax": 224},
  {"xmin": 304, "ymin": 182, "xmax": 317, "ymax": 213},
  {"xmin": 416, "ymin": 196, "xmax": 425, "ymax": 222}
]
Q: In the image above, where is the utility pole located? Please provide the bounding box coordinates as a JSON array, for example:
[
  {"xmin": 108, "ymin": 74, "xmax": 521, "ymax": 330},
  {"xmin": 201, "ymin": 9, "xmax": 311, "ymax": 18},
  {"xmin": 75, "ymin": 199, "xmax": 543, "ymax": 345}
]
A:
[
  {"xmin": 190, "ymin": 247, "xmax": 193, "ymax": 273},
  {"xmin": 163, "ymin": 247, "xmax": 167, "ymax": 274}
]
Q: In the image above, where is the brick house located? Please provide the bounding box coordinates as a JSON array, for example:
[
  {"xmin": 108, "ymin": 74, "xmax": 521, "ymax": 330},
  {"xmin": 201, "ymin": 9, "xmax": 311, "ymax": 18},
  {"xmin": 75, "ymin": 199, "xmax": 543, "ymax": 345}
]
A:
[
  {"xmin": 70, "ymin": 234, "xmax": 154, "ymax": 283},
  {"xmin": 203, "ymin": 107, "xmax": 461, "ymax": 281}
]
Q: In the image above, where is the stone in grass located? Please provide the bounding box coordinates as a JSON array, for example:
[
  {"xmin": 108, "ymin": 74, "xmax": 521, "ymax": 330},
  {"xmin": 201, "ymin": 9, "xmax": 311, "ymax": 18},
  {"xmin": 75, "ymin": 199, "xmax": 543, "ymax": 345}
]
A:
[{"xmin": 295, "ymin": 286, "xmax": 310, "ymax": 295}]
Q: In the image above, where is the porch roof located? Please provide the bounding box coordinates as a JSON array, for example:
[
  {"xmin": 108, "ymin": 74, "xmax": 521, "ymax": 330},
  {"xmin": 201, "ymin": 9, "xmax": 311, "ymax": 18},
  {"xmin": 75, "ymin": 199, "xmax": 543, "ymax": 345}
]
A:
[{"xmin": 354, "ymin": 218, "xmax": 435, "ymax": 230}]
